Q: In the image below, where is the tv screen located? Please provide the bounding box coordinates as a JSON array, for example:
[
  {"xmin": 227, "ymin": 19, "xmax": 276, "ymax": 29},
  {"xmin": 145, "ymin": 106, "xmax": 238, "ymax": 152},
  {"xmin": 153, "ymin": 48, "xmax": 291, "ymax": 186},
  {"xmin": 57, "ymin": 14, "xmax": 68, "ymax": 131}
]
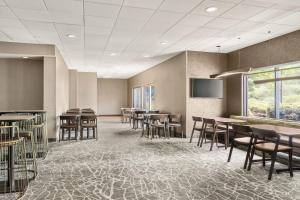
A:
[{"xmin": 190, "ymin": 78, "xmax": 223, "ymax": 98}]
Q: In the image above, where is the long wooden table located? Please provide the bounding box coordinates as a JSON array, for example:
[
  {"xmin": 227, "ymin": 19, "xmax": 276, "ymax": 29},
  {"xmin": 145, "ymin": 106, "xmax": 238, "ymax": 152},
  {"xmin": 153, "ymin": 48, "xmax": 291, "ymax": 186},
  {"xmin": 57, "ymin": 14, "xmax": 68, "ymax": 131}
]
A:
[
  {"xmin": 251, "ymin": 124, "xmax": 300, "ymax": 173},
  {"xmin": 0, "ymin": 115, "xmax": 35, "ymax": 192}
]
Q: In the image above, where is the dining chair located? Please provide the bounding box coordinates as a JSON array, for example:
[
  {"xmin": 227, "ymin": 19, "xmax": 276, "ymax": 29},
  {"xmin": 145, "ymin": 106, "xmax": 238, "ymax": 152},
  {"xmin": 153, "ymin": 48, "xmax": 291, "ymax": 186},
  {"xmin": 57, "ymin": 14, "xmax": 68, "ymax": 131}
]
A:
[
  {"xmin": 190, "ymin": 116, "xmax": 203, "ymax": 143},
  {"xmin": 199, "ymin": 118, "xmax": 227, "ymax": 151},
  {"xmin": 133, "ymin": 110, "xmax": 146, "ymax": 129},
  {"xmin": 59, "ymin": 115, "xmax": 78, "ymax": 142},
  {"xmin": 248, "ymin": 127, "xmax": 293, "ymax": 180},
  {"xmin": 149, "ymin": 114, "xmax": 169, "ymax": 139},
  {"xmin": 80, "ymin": 115, "xmax": 97, "ymax": 140},
  {"xmin": 227, "ymin": 124, "xmax": 265, "ymax": 169},
  {"xmin": 168, "ymin": 114, "xmax": 184, "ymax": 138},
  {"xmin": 0, "ymin": 125, "xmax": 28, "ymax": 194}
]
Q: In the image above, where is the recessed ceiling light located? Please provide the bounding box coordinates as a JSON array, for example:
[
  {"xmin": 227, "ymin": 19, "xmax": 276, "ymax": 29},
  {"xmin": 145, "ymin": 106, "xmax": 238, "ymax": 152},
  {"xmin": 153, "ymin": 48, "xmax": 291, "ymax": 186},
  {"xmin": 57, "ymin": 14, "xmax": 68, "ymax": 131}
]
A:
[
  {"xmin": 206, "ymin": 7, "xmax": 217, "ymax": 12},
  {"xmin": 66, "ymin": 34, "xmax": 76, "ymax": 38},
  {"xmin": 160, "ymin": 41, "xmax": 168, "ymax": 45},
  {"xmin": 216, "ymin": 45, "xmax": 221, "ymax": 48},
  {"xmin": 23, "ymin": 56, "xmax": 29, "ymax": 59},
  {"xmin": 143, "ymin": 55, "xmax": 150, "ymax": 58},
  {"xmin": 267, "ymin": 30, "xmax": 272, "ymax": 34},
  {"xmin": 110, "ymin": 53, "xmax": 116, "ymax": 56},
  {"xmin": 237, "ymin": 37, "xmax": 241, "ymax": 40}
]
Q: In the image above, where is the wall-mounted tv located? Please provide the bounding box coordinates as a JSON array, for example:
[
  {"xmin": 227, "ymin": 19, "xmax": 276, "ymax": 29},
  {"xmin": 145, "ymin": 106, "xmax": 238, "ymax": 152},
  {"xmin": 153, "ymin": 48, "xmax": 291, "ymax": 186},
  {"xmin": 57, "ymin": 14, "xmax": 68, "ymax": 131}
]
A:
[{"xmin": 190, "ymin": 78, "xmax": 223, "ymax": 98}]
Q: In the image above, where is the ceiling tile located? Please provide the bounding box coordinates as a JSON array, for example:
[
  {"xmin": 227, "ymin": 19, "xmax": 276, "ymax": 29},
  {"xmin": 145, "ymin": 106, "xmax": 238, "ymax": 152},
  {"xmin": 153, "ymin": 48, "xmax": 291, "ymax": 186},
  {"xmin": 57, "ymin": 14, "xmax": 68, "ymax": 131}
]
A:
[
  {"xmin": 124, "ymin": 0, "xmax": 163, "ymax": 9},
  {"xmin": 5, "ymin": 0, "xmax": 47, "ymax": 10},
  {"xmin": 177, "ymin": 14, "xmax": 214, "ymax": 27},
  {"xmin": 22, "ymin": 20, "xmax": 56, "ymax": 31},
  {"xmin": 248, "ymin": 8, "xmax": 291, "ymax": 22},
  {"xmin": 85, "ymin": 15, "xmax": 115, "ymax": 27},
  {"xmin": 251, "ymin": 23, "xmax": 299, "ymax": 35},
  {"xmin": 119, "ymin": 6, "xmax": 154, "ymax": 21},
  {"xmin": 221, "ymin": 4, "xmax": 266, "ymax": 20},
  {"xmin": 0, "ymin": 0, "xmax": 6, "ymax": 6},
  {"xmin": 272, "ymin": 11, "xmax": 300, "ymax": 25},
  {"xmin": 50, "ymin": 12, "xmax": 83, "ymax": 25},
  {"xmin": 44, "ymin": 0, "xmax": 83, "ymax": 15},
  {"xmin": 205, "ymin": 17, "xmax": 240, "ymax": 29},
  {"xmin": 12, "ymin": 8, "xmax": 52, "ymax": 22},
  {"xmin": 85, "ymin": 0, "xmax": 123, "ymax": 5},
  {"xmin": 148, "ymin": 11, "xmax": 185, "ymax": 24},
  {"xmin": 0, "ymin": 18, "xmax": 24, "ymax": 28},
  {"xmin": 242, "ymin": 0, "xmax": 276, "ymax": 8},
  {"xmin": 0, "ymin": 31, "xmax": 10, "ymax": 41},
  {"xmin": 85, "ymin": 26, "xmax": 112, "ymax": 36},
  {"xmin": 0, "ymin": 27, "xmax": 36, "ymax": 42},
  {"xmin": 159, "ymin": 0, "xmax": 203, "ymax": 13},
  {"xmin": 84, "ymin": 2, "xmax": 120, "ymax": 18},
  {"xmin": 192, "ymin": 0, "xmax": 237, "ymax": 16},
  {"xmin": 114, "ymin": 19, "xmax": 146, "ymax": 32},
  {"xmin": 0, "ymin": 6, "xmax": 17, "ymax": 19}
]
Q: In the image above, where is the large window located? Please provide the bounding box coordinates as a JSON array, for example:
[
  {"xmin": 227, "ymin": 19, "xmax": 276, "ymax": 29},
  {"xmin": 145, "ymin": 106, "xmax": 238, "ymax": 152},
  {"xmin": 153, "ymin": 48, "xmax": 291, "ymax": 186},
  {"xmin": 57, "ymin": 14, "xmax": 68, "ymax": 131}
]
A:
[
  {"xmin": 244, "ymin": 64, "xmax": 300, "ymax": 121},
  {"xmin": 133, "ymin": 85, "xmax": 155, "ymax": 110},
  {"xmin": 133, "ymin": 87, "xmax": 142, "ymax": 108}
]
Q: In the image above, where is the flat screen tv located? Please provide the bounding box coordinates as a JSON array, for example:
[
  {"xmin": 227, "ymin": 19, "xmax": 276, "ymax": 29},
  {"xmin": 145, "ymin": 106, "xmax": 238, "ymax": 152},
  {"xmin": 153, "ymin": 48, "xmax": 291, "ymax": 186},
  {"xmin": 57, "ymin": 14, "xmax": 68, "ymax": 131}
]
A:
[{"xmin": 190, "ymin": 78, "xmax": 223, "ymax": 98}]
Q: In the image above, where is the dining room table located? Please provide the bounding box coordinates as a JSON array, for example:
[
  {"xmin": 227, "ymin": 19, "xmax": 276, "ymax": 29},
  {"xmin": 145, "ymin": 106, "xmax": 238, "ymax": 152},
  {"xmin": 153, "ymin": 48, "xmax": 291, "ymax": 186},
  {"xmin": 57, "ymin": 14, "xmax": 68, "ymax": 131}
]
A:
[
  {"xmin": 0, "ymin": 114, "xmax": 36, "ymax": 192},
  {"xmin": 251, "ymin": 124, "xmax": 300, "ymax": 173}
]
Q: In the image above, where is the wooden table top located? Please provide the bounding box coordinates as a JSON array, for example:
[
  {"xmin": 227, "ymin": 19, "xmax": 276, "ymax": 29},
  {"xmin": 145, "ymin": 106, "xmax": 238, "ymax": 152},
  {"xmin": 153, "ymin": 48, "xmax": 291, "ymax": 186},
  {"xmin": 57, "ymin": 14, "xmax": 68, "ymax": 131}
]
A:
[
  {"xmin": 251, "ymin": 124, "xmax": 300, "ymax": 138},
  {"xmin": 0, "ymin": 115, "xmax": 35, "ymax": 122},
  {"xmin": 201, "ymin": 117, "xmax": 246, "ymax": 124},
  {"xmin": 0, "ymin": 110, "xmax": 47, "ymax": 114}
]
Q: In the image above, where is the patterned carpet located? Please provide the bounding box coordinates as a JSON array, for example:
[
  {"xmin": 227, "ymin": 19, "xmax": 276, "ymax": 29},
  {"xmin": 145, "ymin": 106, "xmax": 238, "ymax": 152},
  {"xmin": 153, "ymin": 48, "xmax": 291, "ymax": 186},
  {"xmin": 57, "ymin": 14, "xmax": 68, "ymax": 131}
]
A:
[{"xmin": 4, "ymin": 120, "xmax": 300, "ymax": 200}]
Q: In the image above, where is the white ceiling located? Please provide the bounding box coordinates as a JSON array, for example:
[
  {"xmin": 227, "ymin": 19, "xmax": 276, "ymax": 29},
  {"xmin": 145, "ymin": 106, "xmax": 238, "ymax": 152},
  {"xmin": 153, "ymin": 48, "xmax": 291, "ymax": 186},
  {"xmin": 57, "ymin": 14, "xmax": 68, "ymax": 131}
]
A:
[{"xmin": 0, "ymin": 0, "xmax": 300, "ymax": 78}]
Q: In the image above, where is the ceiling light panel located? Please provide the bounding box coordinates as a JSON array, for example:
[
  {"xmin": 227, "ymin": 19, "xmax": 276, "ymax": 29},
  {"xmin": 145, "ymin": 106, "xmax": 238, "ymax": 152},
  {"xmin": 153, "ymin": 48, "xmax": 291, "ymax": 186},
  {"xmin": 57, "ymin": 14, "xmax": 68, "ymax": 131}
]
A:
[{"xmin": 192, "ymin": 0, "xmax": 236, "ymax": 16}]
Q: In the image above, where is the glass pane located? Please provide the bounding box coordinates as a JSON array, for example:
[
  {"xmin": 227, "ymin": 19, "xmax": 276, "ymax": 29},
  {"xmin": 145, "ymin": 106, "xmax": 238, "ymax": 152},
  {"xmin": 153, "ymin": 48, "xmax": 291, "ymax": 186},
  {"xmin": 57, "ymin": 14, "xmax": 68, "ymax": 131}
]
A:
[
  {"xmin": 150, "ymin": 86, "xmax": 155, "ymax": 110},
  {"xmin": 133, "ymin": 87, "xmax": 142, "ymax": 108},
  {"xmin": 279, "ymin": 68, "xmax": 300, "ymax": 121},
  {"xmin": 143, "ymin": 86, "xmax": 150, "ymax": 110},
  {"xmin": 247, "ymin": 71, "xmax": 275, "ymax": 118}
]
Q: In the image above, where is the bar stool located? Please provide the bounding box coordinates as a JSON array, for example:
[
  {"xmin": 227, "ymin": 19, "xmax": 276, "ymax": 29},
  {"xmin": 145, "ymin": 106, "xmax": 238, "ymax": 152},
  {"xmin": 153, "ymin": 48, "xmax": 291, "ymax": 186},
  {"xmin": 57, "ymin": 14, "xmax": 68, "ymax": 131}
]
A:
[
  {"xmin": 18, "ymin": 118, "xmax": 38, "ymax": 179},
  {"xmin": 190, "ymin": 116, "xmax": 203, "ymax": 143},
  {"xmin": 80, "ymin": 115, "xmax": 97, "ymax": 140},
  {"xmin": 0, "ymin": 126, "xmax": 28, "ymax": 195},
  {"xmin": 199, "ymin": 118, "xmax": 227, "ymax": 151},
  {"xmin": 32, "ymin": 114, "xmax": 48, "ymax": 159}
]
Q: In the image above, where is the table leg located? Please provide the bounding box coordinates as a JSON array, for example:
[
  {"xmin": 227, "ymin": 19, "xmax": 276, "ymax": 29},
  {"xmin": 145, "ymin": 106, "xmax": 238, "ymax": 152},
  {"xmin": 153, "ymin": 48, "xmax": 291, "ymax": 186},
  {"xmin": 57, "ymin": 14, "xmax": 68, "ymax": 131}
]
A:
[
  {"xmin": 225, "ymin": 124, "xmax": 229, "ymax": 150},
  {"xmin": 8, "ymin": 122, "xmax": 15, "ymax": 191}
]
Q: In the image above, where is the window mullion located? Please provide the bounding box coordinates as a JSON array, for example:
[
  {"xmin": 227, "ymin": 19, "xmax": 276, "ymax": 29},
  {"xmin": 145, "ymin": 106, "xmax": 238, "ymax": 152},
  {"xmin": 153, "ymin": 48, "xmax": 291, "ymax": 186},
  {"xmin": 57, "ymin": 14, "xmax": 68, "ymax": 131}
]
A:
[{"xmin": 275, "ymin": 70, "xmax": 281, "ymax": 119}]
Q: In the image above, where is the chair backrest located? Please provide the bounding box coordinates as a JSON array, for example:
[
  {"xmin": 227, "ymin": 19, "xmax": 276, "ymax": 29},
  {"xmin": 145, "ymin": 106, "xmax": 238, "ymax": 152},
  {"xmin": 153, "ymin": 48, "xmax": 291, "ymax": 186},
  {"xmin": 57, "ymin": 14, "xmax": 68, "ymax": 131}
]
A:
[
  {"xmin": 251, "ymin": 127, "xmax": 279, "ymax": 141},
  {"xmin": 231, "ymin": 124, "xmax": 252, "ymax": 136},
  {"xmin": 0, "ymin": 125, "xmax": 20, "ymax": 142},
  {"xmin": 170, "ymin": 113, "xmax": 182, "ymax": 123},
  {"xmin": 150, "ymin": 114, "xmax": 169, "ymax": 122},
  {"xmin": 203, "ymin": 118, "xmax": 216, "ymax": 125},
  {"xmin": 80, "ymin": 115, "xmax": 97, "ymax": 125},
  {"xmin": 60, "ymin": 115, "xmax": 78, "ymax": 125},
  {"xmin": 148, "ymin": 110, "xmax": 159, "ymax": 114},
  {"xmin": 192, "ymin": 116, "xmax": 202, "ymax": 122}
]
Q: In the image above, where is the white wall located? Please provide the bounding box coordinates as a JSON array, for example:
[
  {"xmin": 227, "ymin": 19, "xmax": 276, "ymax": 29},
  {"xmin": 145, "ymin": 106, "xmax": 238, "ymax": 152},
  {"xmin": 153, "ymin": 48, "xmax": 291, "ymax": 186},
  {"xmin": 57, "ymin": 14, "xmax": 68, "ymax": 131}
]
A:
[{"xmin": 97, "ymin": 78, "xmax": 127, "ymax": 115}]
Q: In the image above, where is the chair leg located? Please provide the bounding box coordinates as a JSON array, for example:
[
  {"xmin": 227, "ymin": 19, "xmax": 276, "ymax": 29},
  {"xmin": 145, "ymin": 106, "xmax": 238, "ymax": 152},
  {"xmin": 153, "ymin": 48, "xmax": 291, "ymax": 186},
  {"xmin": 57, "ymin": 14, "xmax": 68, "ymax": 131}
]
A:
[
  {"xmin": 190, "ymin": 128, "xmax": 195, "ymax": 143},
  {"xmin": 262, "ymin": 152, "xmax": 266, "ymax": 167},
  {"xmin": 244, "ymin": 143, "xmax": 252, "ymax": 169},
  {"xmin": 197, "ymin": 130, "xmax": 202, "ymax": 146},
  {"xmin": 210, "ymin": 133, "xmax": 217, "ymax": 151},
  {"xmin": 268, "ymin": 152, "xmax": 277, "ymax": 180},
  {"xmin": 227, "ymin": 141, "xmax": 235, "ymax": 162},
  {"xmin": 62, "ymin": 128, "xmax": 65, "ymax": 141},
  {"xmin": 289, "ymin": 150, "xmax": 293, "ymax": 177},
  {"xmin": 200, "ymin": 132, "xmax": 206, "ymax": 147},
  {"xmin": 248, "ymin": 146, "xmax": 256, "ymax": 171}
]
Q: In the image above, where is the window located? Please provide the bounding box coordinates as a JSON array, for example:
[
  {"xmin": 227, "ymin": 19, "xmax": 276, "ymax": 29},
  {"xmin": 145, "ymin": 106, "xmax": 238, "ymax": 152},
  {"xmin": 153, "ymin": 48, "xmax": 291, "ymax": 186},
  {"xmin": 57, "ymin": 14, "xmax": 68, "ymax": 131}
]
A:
[
  {"xmin": 133, "ymin": 87, "xmax": 142, "ymax": 108},
  {"xmin": 244, "ymin": 64, "xmax": 300, "ymax": 121},
  {"xmin": 132, "ymin": 85, "xmax": 155, "ymax": 110}
]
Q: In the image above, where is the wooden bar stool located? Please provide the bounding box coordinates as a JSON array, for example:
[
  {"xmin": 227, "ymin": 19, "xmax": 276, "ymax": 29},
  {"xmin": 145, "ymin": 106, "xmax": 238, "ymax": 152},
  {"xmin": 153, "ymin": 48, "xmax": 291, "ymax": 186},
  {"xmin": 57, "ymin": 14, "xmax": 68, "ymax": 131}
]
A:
[
  {"xmin": 248, "ymin": 127, "xmax": 293, "ymax": 180},
  {"xmin": 190, "ymin": 116, "xmax": 203, "ymax": 143},
  {"xmin": 199, "ymin": 118, "xmax": 227, "ymax": 151}
]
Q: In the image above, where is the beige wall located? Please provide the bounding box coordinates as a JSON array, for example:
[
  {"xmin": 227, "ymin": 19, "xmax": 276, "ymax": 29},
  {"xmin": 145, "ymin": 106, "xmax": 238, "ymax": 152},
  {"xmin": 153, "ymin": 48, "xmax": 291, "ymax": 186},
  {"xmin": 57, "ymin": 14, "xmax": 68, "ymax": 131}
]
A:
[
  {"xmin": 128, "ymin": 52, "xmax": 187, "ymax": 131},
  {"xmin": 0, "ymin": 58, "xmax": 43, "ymax": 110},
  {"xmin": 186, "ymin": 51, "xmax": 228, "ymax": 135},
  {"xmin": 77, "ymin": 72, "xmax": 97, "ymax": 111},
  {"xmin": 227, "ymin": 30, "xmax": 300, "ymax": 115},
  {"xmin": 69, "ymin": 69, "xmax": 78, "ymax": 109},
  {"xmin": 0, "ymin": 41, "xmax": 54, "ymax": 56},
  {"xmin": 97, "ymin": 78, "xmax": 127, "ymax": 115},
  {"xmin": 43, "ymin": 56, "xmax": 57, "ymax": 139}
]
